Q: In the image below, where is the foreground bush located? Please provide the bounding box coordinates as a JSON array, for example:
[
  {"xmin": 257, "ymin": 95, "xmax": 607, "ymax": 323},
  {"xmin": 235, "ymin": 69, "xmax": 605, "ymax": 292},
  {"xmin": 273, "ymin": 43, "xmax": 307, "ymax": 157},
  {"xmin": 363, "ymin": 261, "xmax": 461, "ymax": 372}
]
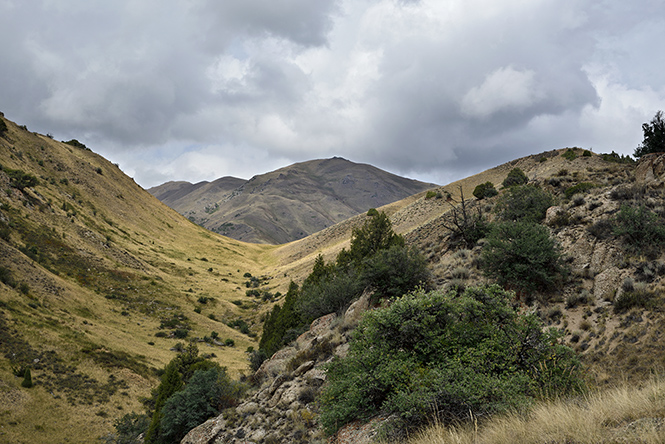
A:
[{"xmin": 320, "ymin": 285, "xmax": 583, "ymax": 436}]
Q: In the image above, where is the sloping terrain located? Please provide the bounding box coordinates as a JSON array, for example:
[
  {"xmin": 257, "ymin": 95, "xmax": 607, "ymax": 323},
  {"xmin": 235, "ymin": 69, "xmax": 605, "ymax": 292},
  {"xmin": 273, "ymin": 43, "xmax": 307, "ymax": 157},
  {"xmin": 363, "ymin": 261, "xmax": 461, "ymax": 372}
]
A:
[
  {"xmin": 149, "ymin": 157, "xmax": 437, "ymax": 244},
  {"xmin": 0, "ymin": 114, "xmax": 284, "ymax": 442}
]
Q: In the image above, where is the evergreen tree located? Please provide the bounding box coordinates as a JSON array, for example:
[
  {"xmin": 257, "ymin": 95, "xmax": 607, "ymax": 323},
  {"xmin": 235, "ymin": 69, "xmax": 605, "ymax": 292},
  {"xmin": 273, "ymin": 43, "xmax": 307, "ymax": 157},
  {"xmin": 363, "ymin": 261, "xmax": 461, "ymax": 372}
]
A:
[
  {"xmin": 635, "ymin": 111, "xmax": 665, "ymax": 158},
  {"xmin": 21, "ymin": 367, "xmax": 33, "ymax": 388}
]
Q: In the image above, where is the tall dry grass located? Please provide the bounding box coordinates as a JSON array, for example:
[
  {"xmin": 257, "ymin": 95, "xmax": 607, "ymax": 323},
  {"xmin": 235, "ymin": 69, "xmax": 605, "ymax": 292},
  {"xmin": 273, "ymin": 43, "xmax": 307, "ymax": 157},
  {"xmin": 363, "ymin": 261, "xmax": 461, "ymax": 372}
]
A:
[{"xmin": 401, "ymin": 378, "xmax": 665, "ymax": 444}]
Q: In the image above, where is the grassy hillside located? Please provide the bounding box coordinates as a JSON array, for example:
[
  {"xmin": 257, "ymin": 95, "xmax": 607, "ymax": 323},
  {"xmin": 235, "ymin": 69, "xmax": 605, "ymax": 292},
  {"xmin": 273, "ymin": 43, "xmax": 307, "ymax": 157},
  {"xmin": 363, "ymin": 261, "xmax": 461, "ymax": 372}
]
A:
[{"xmin": 0, "ymin": 114, "xmax": 285, "ymax": 442}]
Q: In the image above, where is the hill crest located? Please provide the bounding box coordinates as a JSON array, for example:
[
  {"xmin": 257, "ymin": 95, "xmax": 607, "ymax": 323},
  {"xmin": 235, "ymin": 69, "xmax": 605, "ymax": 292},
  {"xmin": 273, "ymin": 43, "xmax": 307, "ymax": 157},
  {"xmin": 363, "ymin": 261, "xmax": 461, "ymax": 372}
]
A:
[{"xmin": 149, "ymin": 156, "xmax": 437, "ymax": 244}]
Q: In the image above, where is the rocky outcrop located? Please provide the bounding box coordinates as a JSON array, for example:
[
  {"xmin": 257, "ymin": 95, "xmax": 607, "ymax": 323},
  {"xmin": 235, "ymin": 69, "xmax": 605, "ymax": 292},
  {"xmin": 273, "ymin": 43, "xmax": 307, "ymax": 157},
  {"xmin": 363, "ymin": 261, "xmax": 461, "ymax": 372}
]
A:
[
  {"xmin": 635, "ymin": 153, "xmax": 665, "ymax": 184},
  {"xmin": 182, "ymin": 294, "xmax": 371, "ymax": 444}
]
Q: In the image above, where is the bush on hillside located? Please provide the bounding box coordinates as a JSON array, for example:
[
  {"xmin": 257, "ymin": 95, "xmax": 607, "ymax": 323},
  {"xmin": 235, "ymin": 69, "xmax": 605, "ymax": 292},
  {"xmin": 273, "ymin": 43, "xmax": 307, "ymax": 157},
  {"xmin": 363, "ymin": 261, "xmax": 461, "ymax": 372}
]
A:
[
  {"xmin": 0, "ymin": 118, "xmax": 7, "ymax": 137},
  {"xmin": 473, "ymin": 181, "xmax": 498, "ymax": 199},
  {"xmin": 495, "ymin": 185, "xmax": 556, "ymax": 224},
  {"xmin": 359, "ymin": 245, "xmax": 431, "ymax": 302},
  {"xmin": 564, "ymin": 182, "xmax": 597, "ymax": 200},
  {"xmin": 613, "ymin": 204, "xmax": 665, "ymax": 258},
  {"xmin": 159, "ymin": 367, "xmax": 244, "ymax": 443},
  {"xmin": 481, "ymin": 221, "xmax": 567, "ymax": 297},
  {"xmin": 320, "ymin": 285, "xmax": 583, "ymax": 436},
  {"xmin": 143, "ymin": 344, "xmax": 236, "ymax": 444},
  {"xmin": 502, "ymin": 167, "xmax": 528, "ymax": 188},
  {"xmin": 4, "ymin": 168, "xmax": 38, "ymax": 191}
]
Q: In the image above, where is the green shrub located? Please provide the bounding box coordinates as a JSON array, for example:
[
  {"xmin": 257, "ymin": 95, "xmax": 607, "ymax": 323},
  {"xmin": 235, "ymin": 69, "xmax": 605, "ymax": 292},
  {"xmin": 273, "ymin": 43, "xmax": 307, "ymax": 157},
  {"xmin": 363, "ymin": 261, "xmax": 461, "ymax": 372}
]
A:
[
  {"xmin": 481, "ymin": 221, "xmax": 567, "ymax": 296},
  {"xmin": 583, "ymin": 150, "xmax": 592, "ymax": 157},
  {"xmin": 473, "ymin": 182, "xmax": 498, "ymax": 199},
  {"xmin": 613, "ymin": 204, "xmax": 665, "ymax": 257},
  {"xmin": 601, "ymin": 151, "xmax": 634, "ymax": 164},
  {"xmin": 259, "ymin": 282, "xmax": 305, "ymax": 358},
  {"xmin": 502, "ymin": 167, "xmax": 528, "ymax": 188},
  {"xmin": 614, "ymin": 285, "xmax": 656, "ymax": 313},
  {"xmin": 564, "ymin": 182, "xmax": 596, "ymax": 200},
  {"xmin": 5, "ymin": 168, "xmax": 38, "ymax": 191},
  {"xmin": 425, "ymin": 190, "xmax": 441, "ymax": 200},
  {"xmin": 248, "ymin": 349, "xmax": 268, "ymax": 372},
  {"xmin": 320, "ymin": 285, "xmax": 583, "ymax": 435},
  {"xmin": 104, "ymin": 412, "xmax": 150, "ymax": 444},
  {"xmin": 495, "ymin": 185, "xmax": 556, "ymax": 223},
  {"xmin": 562, "ymin": 149, "xmax": 578, "ymax": 161},
  {"xmin": 0, "ymin": 118, "xmax": 7, "ymax": 137},
  {"xmin": 359, "ymin": 245, "xmax": 431, "ymax": 302},
  {"xmin": 21, "ymin": 367, "xmax": 33, "ymax": 388},
  {"xmin": 159, "ymin": 367, "xmax": 244, "ymax": 443}
]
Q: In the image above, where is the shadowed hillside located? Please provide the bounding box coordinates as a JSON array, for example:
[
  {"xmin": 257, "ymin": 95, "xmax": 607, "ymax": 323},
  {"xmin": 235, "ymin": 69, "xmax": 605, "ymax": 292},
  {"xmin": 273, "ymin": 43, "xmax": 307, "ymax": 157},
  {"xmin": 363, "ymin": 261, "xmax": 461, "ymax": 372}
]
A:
[{"xmin": 149, "ymin": 157, "xmax": 437, "ymax": 244}]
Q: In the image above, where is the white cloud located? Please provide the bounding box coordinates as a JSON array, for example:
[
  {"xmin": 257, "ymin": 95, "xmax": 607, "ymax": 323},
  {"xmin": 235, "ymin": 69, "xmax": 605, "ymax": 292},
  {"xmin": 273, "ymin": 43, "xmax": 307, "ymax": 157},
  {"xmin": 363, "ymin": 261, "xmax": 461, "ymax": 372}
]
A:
[
  {"xmin": 0, "ymin": 0, "xmax": 663, "ymax": 188},
  {"xmin": 461, "ymin": 66, "xmax": 542, "ymax": 118}
]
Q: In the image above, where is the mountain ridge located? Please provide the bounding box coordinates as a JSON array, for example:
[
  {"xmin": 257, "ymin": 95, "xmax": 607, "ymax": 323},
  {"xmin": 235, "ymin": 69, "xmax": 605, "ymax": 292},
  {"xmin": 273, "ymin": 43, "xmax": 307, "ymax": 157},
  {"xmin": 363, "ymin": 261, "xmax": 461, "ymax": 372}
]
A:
[{"xmin": 149, "ymin": 156, "xmax": 437, "ymax": 244}]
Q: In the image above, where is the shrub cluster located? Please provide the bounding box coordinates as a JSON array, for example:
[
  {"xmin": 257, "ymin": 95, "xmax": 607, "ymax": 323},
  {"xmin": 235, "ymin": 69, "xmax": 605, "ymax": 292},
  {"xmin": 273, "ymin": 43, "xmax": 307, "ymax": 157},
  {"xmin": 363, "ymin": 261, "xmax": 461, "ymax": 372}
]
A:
[
  {"xmin": 137, "ymin": 344, "xmax": 245, "ymax": 444},
  {"xmin": 502, "ymin": 167, "xmax": 528, "ymax": 188},
  {"xmin": 481, "ymin": 221, "xmax": 567, "ymax": 297},
  {"xmin": 259, "ymin": 211, "xmax": 430, "ymax": 360},
  {"xmin": 320, "ymin": 285, "xmax": 583, "ymax": 436},
  {"xmin": 473, "ymin": 181, "xmax": 498, "ymax": 199},
  {"xmin": 495, "ymin": 185, "xmax": 556, "ymax": 224}
]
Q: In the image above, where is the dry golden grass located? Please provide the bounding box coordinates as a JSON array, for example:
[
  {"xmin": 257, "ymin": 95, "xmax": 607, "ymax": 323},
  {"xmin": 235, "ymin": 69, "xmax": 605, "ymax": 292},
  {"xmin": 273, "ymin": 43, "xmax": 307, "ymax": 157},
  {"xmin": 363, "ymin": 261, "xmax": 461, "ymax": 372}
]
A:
[{"xmin": 401, "ymin": 378, "xmax": 665, "ymax": 444}]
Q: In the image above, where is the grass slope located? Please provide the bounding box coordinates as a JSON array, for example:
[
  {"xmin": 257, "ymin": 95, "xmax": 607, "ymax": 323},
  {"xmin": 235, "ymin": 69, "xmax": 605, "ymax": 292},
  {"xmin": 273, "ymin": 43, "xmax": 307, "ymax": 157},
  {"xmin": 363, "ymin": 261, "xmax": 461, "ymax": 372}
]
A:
[{"xmin": 0, "ymin": 115, "xmax": 282, "ymax": 442}]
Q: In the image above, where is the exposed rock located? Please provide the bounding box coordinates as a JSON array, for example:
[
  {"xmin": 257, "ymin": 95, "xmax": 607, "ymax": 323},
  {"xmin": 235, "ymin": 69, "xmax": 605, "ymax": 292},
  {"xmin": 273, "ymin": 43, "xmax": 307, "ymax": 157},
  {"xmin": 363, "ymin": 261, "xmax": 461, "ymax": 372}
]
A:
[
  {"xmin": 594, "ymin": 266, "xmax": 623, "ymax": 302},
  {"xmin": 635, "ymin": 153, "xmax": 665, "ymax": 183},
  {"xmin": 545, "ymin": 205, "xmax": 566, "ymax": 226},
  {"xmin": 181, "ymin": 305, "xmax": 369, "ymax": 444}
]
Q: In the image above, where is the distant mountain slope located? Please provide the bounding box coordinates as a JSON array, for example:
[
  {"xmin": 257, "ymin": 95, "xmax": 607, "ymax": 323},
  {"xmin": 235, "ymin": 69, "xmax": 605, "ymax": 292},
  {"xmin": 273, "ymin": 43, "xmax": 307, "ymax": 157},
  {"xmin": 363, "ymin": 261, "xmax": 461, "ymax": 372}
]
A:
[{"xmin": 148, "ymin": 157, "xmax": 437, "ymax": 244}]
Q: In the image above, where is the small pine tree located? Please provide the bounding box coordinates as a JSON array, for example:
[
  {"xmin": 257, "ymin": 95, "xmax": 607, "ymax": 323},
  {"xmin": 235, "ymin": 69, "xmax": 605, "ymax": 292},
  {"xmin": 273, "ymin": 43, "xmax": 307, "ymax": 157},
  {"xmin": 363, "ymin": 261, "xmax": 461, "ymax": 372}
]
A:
[
  {"xmin": 634, "ymin": 111, "xmax": 665, "ymax": 158},
  {"xmin": 21, "ymin": 367, "xmax": 33, "ymax": 388}
]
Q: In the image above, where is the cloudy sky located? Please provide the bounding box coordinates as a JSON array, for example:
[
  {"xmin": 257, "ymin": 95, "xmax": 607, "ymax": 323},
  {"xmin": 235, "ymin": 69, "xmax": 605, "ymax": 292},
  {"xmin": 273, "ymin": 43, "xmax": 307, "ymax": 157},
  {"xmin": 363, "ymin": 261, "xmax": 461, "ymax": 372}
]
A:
[{"xmin": 1, "ymin": 0, "xmax": 664, "ymax": 188}]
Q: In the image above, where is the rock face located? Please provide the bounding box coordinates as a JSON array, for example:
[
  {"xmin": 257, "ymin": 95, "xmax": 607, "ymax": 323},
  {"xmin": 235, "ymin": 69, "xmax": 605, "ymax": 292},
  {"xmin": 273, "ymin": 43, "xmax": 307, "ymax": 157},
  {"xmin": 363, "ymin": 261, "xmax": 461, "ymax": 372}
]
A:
[
  {"xmin": 182, "ymin": 295, "xmax": 372, "ymax": 444},
  {"xmin": 635, "ymin": 153, "xmax": 665, "ymax": 184}
]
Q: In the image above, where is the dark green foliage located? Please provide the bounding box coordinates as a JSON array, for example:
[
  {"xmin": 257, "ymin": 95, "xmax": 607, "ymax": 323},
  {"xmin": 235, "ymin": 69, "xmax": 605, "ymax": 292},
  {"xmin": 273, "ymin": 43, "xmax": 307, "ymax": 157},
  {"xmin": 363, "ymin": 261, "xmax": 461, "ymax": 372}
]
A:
[
  {"xmin": 248, "ymin": 349, "xmax": 268, "ymax": 372},
  {"xmin": 564, "ymin": 182, "xmax": 596, "ymax": 200},
  {"xmin": 320, "ymin": 285, "xmax": 583, "ymax": 435},
  {"xmin": 0, "ymin": 220, "xmax": 10, "ymax": 241},
  {"xmin": 634, "ymin": 111, "xmax": 665, "ymax": 158},
  {"xmin": 366, "ymin": 208, "xmax": 379, "ymax": 216},
  {"xmin": 613, "ymin": 204, "xmax": 665, "ymax": 258},
  {"xmin": 63, "ymin": 139, "xmax": 89, "ymax": 150},
  {"xmin": 425, "ymin": 190, "xmax": 441, "ymax": 199},
  {"xmin": 614, "ymin": 287, "xmax": 657, "ymax": 313},
  {"xmin": 601, "ymin": 151, "xmax": 635, "ymax": 164},
  {"xmin": 562, "ymin": 149, "xmax": 578, "ymax": 161},
  {"xmin": 259, "ymin": 282, "xmax": 304, "ymax": 358},
  {"xmin": 0, "ymin": 118, "xmax": 7, "ymax": 137},
  {"xmin": 583, "ymin": 150, "xmax": 592, "ymax": 157},
  {"xmin": 341, "ymin": 211, "xmax": 405, "ymax": 268},
  {"xmin": 502, "ymin": 167, "xmax": 528, "ymax": 188},
  {"xmin": 144, "ymin": 344, "xmax": 228, "ymax": 444},
  {"xmin": 21, "ymin": 367, "xmax": 33, "ymax": 388},
  {"xmin": 297, "ymin": 266, "xmax": 362, "ymax": 323},
  {"xmin": 473, "ymin": 181, "xmax": 498, "ymax": 199},
  {"xmin": 495, "ymin": 185, "xmax": 556, "ymax": 223},
  {"xmin": 159, "ymin": 367, "xmax": 244, "ymax": 443},
  {"xmin": 0, "ymin": 266, "xmax": 16, "ymax": 288},
  {"xmin": 227, "ymin": 318, "xmax": 250, "ymax": 335},
  {"xmin": 481, "ymin": 221, "xmax": 567, "ymax": 296},
  {"xmin": 359, "ymin": 245, "xmax": 431, "ymax": 302},
  {"xmin": 4, "ymin": 168, "xmax": 38, "ymax": 191},
  {"xmin": 104, "ymin": 412, "xmax": 150, "ymax": 444}
]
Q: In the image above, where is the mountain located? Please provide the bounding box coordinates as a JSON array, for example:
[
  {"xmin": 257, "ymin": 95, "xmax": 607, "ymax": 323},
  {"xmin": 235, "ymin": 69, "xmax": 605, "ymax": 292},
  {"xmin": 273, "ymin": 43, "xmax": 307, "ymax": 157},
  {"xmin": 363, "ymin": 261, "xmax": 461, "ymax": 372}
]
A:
[{"xmin": 148, "ymin": 157, "xmax": 437, "ymax": 244}]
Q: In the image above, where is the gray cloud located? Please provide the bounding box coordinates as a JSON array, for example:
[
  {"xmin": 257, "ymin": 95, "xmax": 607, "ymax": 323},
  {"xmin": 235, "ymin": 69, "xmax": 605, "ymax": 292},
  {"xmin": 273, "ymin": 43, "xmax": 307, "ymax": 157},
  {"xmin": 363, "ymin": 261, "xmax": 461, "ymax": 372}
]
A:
[{"xmin": 0, "ymin": 0, "xmax": 663, "ymax": 188}]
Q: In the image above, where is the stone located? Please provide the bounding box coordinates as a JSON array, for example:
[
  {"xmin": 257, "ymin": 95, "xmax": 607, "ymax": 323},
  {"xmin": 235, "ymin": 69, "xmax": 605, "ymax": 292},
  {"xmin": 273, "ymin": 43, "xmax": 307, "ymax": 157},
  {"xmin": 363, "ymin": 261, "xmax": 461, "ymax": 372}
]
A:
[
  {"xmin": 293, "ymin": 360, "xmax": 315, "ymax": 377},
  {"xmin": 594, "ymin": 266, "xmax": 623, "ymax": 302}
]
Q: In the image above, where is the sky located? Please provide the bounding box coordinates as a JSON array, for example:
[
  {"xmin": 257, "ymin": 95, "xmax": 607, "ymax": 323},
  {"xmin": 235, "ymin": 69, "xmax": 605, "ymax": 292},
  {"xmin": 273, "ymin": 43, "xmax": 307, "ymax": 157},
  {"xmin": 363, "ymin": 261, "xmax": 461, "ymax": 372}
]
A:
[{"xmin": 1, "ymin": 0, "xmax": 664, "ymax": 188}]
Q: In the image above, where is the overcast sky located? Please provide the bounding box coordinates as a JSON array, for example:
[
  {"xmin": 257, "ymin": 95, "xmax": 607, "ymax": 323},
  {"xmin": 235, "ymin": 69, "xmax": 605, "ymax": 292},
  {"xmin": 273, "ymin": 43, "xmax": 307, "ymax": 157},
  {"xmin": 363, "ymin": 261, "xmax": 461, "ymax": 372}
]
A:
[{"xmin": 1, "ymin": 1, "xmax": 664, "ymax": 188}]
